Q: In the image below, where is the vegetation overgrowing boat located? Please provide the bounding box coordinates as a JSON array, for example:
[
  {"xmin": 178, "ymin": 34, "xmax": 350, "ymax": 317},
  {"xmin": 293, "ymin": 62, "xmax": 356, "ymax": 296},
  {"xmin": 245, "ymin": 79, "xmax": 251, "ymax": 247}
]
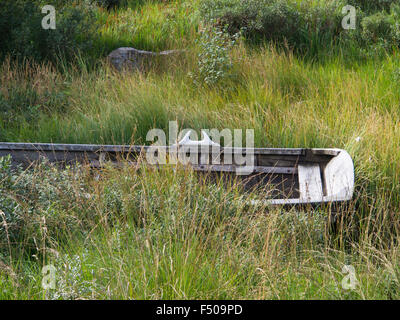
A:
[{"xmin": 0, "ymin": 136, "xmax": 354, "ymax": 205}]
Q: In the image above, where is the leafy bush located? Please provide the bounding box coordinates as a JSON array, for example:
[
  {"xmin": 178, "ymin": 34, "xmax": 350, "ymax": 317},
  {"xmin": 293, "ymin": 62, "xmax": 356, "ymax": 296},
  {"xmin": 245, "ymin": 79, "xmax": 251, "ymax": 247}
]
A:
[
  {"xmin": 361, "ymin": 12, "xmax": 395, "ymax": 43},
  {"xmin": 348, "ymin": 0, "xmax": 399, "ymax": 12},
  {"xmin": 0, "ymin": 156, "xmax": 90, "ymax": 255},
  {"xmin": 190, "ymin": 26, "xmax": 239, "ymax": 85},
  {"xmin": 199, "ymin": 0, "xmax": 400, "ymax": 55},
  {"xmin": 199, "ymin": 0, "xmax": 344, "ymax": 52},
  {"xmin": 360, "ymin": 4, "xmax": 400, "ymax": 48},
  {"xmin": 0, "ymin": 1, "xmax": 99, "ymax": 63},
  {"xmin": 50, "ymin": 250, "xmax": 99, "ymax": 300},
  {"xmin": 94, "ymin": 0, "xmax": 123, "ymax": 9}
]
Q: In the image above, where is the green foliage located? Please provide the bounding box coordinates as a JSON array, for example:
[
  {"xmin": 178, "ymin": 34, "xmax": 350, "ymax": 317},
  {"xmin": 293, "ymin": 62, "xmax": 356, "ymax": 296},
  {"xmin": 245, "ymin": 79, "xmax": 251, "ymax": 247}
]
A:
[
  {"xmin": 1, "ymin": 158, "xmax": 400, "ymax": 299},
  {"xmin": 348, "ymin": 0, "xmax": 399, "ymax": 12},
  {"xmin": 0, "ymin": 61, "xmax": 70, "ymax": 137},
  {"xmin": 360, "ymin": 4, "xmax": 400, "ymax": 48},
  {"xmin": 1, "ymin": 0, "xmax": 400, "ymax": 300},
  {"xmin": 199, "ymin": 0, "xmax": 344, "ymax": 53},
  {"xmin": 0, "ymin": 156, "xmax": 90, "ymax": 254},
  {"xmin": 95, "ymin": 0, "xmax": 124, "ymax": 9},
  {"xmin": 0, "ymin": 89, "xmax": 41, "ymax": 125},
  {"xmin": 199, "ymin": 0, "xmax": 400, "ymax": 56},
  {"xmin": 0, "ymin": 1, "xmax": 99, "ymax": 63},
  {"xmin": 50, "ymin": 250, "xmax": 99, "ymax": 300},
  {"xmin": 191, "ymin": 26, "xmax": 239, "ymax": 85}
]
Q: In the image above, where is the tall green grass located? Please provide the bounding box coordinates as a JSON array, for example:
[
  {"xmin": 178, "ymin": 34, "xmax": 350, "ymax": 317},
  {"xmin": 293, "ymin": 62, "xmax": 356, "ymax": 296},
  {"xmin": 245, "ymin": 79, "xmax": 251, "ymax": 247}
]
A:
[
  {"xmin": 1, "ymin": 160, "xmax": 400, "ymax": 299},
  {"xmin": 1, "ymin": 0, "xmax": 400, "ymax": 300},
  {"xmin": 92, "ymin": 0, "xmax": 199, "ymax": 55}
]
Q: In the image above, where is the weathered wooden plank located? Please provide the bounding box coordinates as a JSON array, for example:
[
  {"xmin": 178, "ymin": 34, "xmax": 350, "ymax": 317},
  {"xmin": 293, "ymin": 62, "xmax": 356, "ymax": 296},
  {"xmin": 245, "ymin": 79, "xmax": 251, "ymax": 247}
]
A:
[
  {"xmin": 191, "ymin": 164, "xmax": 297, "ymax": 174},
  {"xmin": 298, "ymin": 164, "xmax": 323, "ymax": 202},
  {"xmin": 0, "ymin": 143, "xmax": 306, "ymax": 156}
]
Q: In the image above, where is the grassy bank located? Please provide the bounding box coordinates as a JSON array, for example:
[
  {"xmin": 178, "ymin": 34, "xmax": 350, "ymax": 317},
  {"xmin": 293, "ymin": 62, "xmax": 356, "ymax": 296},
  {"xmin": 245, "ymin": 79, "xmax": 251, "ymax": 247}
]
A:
[
  {"xmin": 1, "ymin": 158, "xmax": 400, "ymax": 299},
  {"xmin": 0, "ymin": 0, "xmax": 400, "ymax": 299}
]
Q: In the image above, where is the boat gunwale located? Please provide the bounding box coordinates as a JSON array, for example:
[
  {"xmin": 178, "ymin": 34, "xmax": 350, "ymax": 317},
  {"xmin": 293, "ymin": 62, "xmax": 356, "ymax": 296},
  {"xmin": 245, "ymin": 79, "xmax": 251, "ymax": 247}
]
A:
[{"xmin": 0, "ymin": 142, "xmax": 339, "ymax": 157}]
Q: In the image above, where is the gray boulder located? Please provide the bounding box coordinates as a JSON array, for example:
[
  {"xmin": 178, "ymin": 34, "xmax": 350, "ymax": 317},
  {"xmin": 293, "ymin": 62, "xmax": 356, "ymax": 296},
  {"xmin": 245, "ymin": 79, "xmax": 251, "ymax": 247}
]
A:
[{"xmin": 107, "ymin": 47, "xmax": 182, "ymax": 71}]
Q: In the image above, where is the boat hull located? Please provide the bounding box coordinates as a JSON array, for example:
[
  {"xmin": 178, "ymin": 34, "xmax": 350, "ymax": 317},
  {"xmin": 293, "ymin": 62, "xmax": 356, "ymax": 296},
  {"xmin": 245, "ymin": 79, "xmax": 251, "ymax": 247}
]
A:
[{"xmin": 0, "ymin": 142, "xmax": 354, "ymax": 205}]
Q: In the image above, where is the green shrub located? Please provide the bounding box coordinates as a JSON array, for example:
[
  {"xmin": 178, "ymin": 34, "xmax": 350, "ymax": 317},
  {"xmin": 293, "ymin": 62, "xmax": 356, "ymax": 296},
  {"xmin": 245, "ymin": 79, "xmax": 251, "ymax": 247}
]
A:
[
  {"xmin": 199, "ymin": 0, "xmax": 344, "ymax": 52},
  {"xmin": 0, "ymin": 156, "xmax": 90, "ymax": 255},
  {"xmin": 0, "ymin": 1, "xmax": 99, "ymax": 63},
  {"xmin": 348, "ymin": 0, "xmax": 399, "ymax": 13},
  {"xmin": 200, "ymin": 0, "xmax": 298, "ymax": 42},
  {"xmin": 95, "ymin": 0, "xmax": 123, "ymax": 9},
  {"xmin": 199, "ymin": 0, "xmax": 400, "ymax": 55},
  {"xmin": 190, "ymin": 26, "xmax": 239, "ymax": 85},
  {"xmin": 361, "ymin": 12, "xmax": 395, "ymax": 43},
  {"xmin": 360, "ymin": 4, "xmax": 400, "ymax": 47}
]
